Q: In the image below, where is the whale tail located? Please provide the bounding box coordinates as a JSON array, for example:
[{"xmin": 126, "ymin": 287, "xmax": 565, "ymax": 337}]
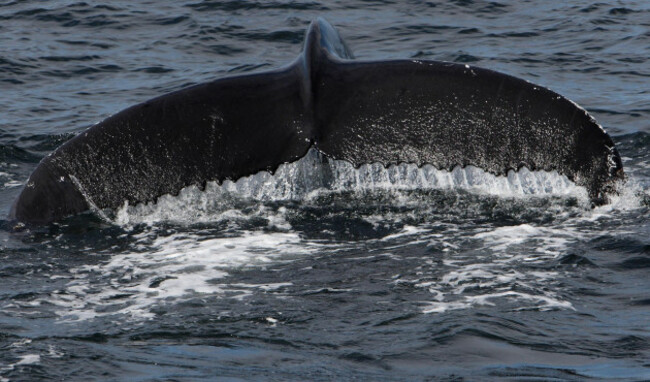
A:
[{"xmin": 11, "ymin": 18, "xmax": 623, "ymax": 224}]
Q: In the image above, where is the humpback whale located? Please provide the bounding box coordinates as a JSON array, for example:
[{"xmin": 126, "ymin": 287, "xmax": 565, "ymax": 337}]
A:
[{"xmin": 11, "ymin": 18, "xmax": 624, "ymax": 225}]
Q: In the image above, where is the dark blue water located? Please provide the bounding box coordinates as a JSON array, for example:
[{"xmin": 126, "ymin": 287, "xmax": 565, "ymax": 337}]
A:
[{"xmin": 1, "ymin": 1, "xmax": 649, "ymax": 381}]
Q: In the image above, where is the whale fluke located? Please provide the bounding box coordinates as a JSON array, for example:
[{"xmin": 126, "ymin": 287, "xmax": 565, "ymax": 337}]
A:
[{"xmin": 11, "ymin": 18, "xmax": 624, "ymax": 225}]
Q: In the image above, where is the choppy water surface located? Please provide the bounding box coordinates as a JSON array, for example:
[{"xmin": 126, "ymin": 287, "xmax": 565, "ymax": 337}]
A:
[{"xmin": 1, "ymin": 1, "xmax": 649, "ymax": 381}]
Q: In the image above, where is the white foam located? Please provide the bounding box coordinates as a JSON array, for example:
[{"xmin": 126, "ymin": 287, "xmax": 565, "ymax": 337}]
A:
[
  {"xmin": 416, "ymin": 223, "xmax": 581, "ymax": 313},
  {"xmin": 47, "ymin": 230, "xmax": 317, "ymax": 321},
  {"xmin": 0, "ymin": 170, "xmax": 22, "ymax": 188},
  {"xmin": 380, "ymin": 225, "xmax": 429, "ymax": 241},
  {"xmin": 0, "ymin": 353, "xmax": 41, "ymax": 379},
  {"xmin": 593, "ymin": 178, "xmax": 646, "ymax": 214},
  {"xmin": 15, "ymin": 355, "xmax": 40, "ymax": 366}
]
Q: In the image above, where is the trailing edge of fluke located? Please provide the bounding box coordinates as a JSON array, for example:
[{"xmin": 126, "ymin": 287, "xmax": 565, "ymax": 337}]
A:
[{"xmin": 11, "ymin": 18, "xmax": 624, "ymax": 225}]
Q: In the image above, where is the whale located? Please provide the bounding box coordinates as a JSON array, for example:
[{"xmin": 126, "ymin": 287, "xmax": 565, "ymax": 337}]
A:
[{"xmin": 11, "ymin": 18, "xmax": 624, "ymax": 225}]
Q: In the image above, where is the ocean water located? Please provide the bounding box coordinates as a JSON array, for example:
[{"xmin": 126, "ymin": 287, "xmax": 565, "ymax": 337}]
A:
[{"xmin": 1, "ymin": 1, "xmax": 649, "ymax": 381}]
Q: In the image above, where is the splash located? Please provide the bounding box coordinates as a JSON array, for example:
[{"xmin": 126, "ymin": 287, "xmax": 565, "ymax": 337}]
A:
[{"xmin": 114, "ymin": 148, "xmax": 588, "ymax": 225}]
